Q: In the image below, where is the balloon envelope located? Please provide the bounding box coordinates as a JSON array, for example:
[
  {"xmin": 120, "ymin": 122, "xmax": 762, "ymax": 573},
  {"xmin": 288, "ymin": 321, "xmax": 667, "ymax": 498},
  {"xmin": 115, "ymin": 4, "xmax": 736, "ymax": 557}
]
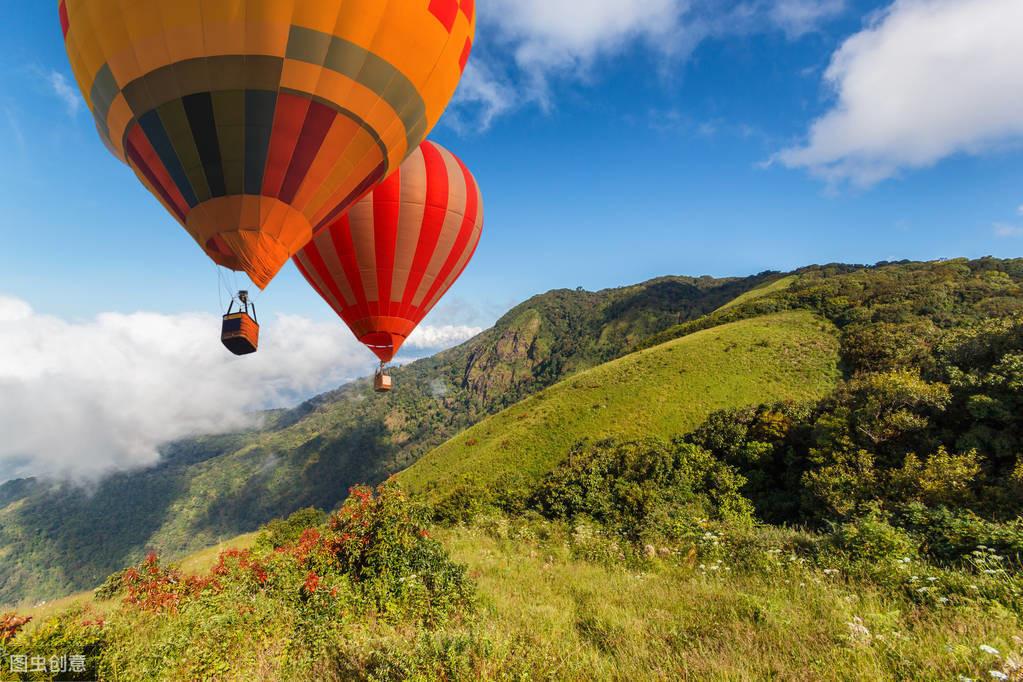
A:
[
  {"xmin": 294, "ymin": 140, "xmax": 483, "ymax": 362},
  {"xmin": 60, "ymin": 0, "xmax": 476, "ymax": 288}
]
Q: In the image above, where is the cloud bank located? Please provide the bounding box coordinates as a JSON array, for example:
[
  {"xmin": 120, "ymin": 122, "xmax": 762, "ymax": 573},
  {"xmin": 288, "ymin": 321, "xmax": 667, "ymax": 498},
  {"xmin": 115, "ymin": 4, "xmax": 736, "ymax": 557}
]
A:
[
  {"xmin": 0, "ymin": 296, "xmax": 479, "ymax": 482},
  {"xmin": 776, "ymin": 0, "xmax": 1023, "ymax": 185}
]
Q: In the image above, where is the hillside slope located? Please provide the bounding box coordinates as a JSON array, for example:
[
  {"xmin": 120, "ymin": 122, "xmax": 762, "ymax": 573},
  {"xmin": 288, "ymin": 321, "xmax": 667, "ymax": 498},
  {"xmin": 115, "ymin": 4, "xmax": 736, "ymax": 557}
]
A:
[
  {"xmin": 0, "ymin": 273, "xmax": 774, "ymax": 604},
  {"xmin": 399, "ymin": 310, "xmax": 841, "ymax": 499}
]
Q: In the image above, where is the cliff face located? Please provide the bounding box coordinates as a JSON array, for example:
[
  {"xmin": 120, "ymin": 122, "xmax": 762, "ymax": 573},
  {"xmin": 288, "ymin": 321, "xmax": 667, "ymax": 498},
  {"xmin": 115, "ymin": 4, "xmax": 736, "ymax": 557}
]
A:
[{"xmin": 464, "ymin": 310, "xmax": 544, "ymax": 404}]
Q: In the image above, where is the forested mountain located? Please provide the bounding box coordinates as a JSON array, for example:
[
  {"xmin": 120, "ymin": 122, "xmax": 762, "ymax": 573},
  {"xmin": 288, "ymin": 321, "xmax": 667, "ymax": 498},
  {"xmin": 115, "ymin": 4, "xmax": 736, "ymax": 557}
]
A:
[
  {"xmin": 4, "ymin": 258, "xmax": 1023, "ymax": 681},
  {"xmin": 0, "ymin": 272, "xmax": 771, "ymax": 604}
]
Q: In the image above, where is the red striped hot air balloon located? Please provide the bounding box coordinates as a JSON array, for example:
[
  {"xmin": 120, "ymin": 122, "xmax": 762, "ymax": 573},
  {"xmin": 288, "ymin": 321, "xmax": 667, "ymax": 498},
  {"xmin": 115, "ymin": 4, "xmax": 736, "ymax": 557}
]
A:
[{"xmin": 294, "ymin": 140, "xmax": 482, "ymax": 389}]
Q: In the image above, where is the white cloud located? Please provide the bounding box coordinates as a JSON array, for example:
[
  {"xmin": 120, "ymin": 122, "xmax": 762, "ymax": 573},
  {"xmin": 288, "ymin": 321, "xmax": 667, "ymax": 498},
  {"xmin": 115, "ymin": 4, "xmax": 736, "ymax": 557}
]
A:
[
  {"xmin": 47, "ymin": 70, "xmax": 81, "ymax": 116},
  {"xmin": 486, "ymin": 0, "xmax": 690, "ymax": 97},
  {"xmin": 0, "ymin": 295, "xmax": 478, "ymax": 482},
  {"xmin": 776, "ymin": 0, "xmax": 1023, "ymax": 186},
  {"xmin": 770, "ymin": 0, "xmax": 846, "ymax": 38},
  {"xmin": 1017, "ymin": 204, "xmax": 1023, "ymax": 216},
  {"xmin": 446, "ymin": 62, "xmax": 516, "ymax": 133},
  {"xmin": 450, "ymin": 0, "xmax": 846, "ymax": 130},
  {"xmin": 994, "ymin": 223, "xmax": 1023, "ymax": 238},
  {"xmin": 406, "ymin": 324, "xmax": 482, "ymax": 350}
]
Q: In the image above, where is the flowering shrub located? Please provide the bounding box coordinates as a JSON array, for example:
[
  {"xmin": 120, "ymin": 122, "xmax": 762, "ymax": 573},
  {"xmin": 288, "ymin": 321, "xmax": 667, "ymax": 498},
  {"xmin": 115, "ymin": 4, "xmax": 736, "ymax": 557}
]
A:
[
  {"xmin": 121, "ymin": 552, "xmax": 223, "ymax": 613},
  {"xmin": 0, "ymin": 613, "xmax": 31, "ymax": 642},
  {"xmin": 3, "ymin": 610, "xmax": 106, "ymax": 681},
  {"xmin": 109, "ymin": 486, "xmax": 472, "ymax": 628}
]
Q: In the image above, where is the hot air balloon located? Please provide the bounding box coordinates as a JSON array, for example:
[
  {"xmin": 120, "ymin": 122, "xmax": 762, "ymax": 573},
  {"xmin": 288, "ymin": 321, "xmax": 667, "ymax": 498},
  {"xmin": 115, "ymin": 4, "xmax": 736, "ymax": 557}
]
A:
[
  {"xmin": 59, "ymin": 0, "xmax": 477, "ymax": 293},
  {"xmin": 294, "ymin": 140, "xmax": 483, "ymax": 391}
]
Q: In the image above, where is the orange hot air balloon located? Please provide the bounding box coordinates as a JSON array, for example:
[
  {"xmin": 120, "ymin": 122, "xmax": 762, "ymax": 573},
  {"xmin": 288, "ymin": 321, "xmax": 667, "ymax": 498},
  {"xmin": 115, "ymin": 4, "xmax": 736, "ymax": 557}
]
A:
[
  {"xmin": 59, "ymin": 0, "xmax": 477, "ymax": 289},
  {"xmin": 294, "ymin": 140, "xmax": 483, "ymax": 373}
]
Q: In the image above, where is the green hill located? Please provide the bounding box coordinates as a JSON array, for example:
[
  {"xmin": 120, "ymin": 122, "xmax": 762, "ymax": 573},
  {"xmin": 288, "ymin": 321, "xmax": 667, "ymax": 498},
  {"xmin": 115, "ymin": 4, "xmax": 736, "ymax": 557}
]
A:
[
  {"xmin": 714, "ymin": 274, "xmax": 796, "ymax": 312},
  {"xmin": 399, "ymin": 310, "xmax": 841, "ymax": 499},
  {"xmin": 4, "ymin": 257, "xmax": 1023, "ymax": 606},
  {"xmin": 5, "ymin": 258, "xmax": 1023, "ymax": 680},
  {"xmin": 0, "ymin": 273, "xmax": 773, "ymax": 605}
]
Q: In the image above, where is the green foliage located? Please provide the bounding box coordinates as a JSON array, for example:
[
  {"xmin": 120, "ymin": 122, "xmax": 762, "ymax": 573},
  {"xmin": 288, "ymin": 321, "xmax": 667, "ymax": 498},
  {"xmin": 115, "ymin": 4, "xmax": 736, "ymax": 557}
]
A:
[
  {"xmin": 400, "ymin": 310, "xmax": 841, "ymax": 500},
  {"xmin": 830, "ymin": 506, "xmax": 918, "ymax": 564},
  {"xmin": 529, "ymin": 438, "xmax": 753, "ymax": 538},
  {"xmin": 896, "ymin": 504, "xmax": 1023, "ymax": 565},
  {"xmin": 1, "ymin": 609, "xmax": 106, "ymax": 681},
  {"xmin": 0, "ymin": 272, "xmax": 770, "ymax": 605},
  {"xmin": 92, "ymin": 569, "xmax": 126, "ymax": 601},
  {"xmin": 4, "ymin": 486, "xmax": 475, "ymax": 681},
  {"xmin": 254, "ymin": 507, "xmax": 327, "ymax": 550},
  {"xmin": 887, "ymin": 448, "xmax": 981, "ymax": 507}
]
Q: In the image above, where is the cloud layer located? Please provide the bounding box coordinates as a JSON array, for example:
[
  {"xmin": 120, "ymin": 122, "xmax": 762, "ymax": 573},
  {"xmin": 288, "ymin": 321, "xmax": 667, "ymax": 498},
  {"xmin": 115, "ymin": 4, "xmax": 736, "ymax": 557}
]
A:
[
  {"xmin": 777, "ymin": 0, "xmax": 1023, "ymax": 185},
  {"xmin": 0, "ymin": 296, "xmax": 479, "ymax": 482}
]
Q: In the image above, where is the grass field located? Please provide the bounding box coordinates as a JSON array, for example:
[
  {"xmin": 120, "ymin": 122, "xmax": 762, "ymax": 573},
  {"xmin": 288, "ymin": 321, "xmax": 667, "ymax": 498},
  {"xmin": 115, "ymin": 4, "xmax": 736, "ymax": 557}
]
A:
[
  {"xmin": 17, "ymin": 515, "xmax": 1020, "ymax": 681},
  {"xmin": 424, "ymin": 521, "xmax": 1023, "ymax": 681},
  {"xmin": 398, "ymin": 310, "xmax": 841, "ymax": 500},
  {"xmin": 714, "ymin": 274, "xmax": 797, "ymax": 313}
]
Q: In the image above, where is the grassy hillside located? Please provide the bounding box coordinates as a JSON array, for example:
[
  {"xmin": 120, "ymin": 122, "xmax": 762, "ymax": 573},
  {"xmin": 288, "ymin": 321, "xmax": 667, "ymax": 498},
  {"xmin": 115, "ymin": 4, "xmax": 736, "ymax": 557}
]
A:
[
  {"xmin": 714, "ymin": 274, "xmax": 796, "ymax": 312},
  {"xmin": 5, "ymin": 257, "xmax": 1023, "ymax": 679},
  {"xmin": 4, "ymin": 258, "xmax": 1023, "ymax": 606},
  {"xmin": 400, "ymin": 310, "xmax": 840, "ymax": 499},
  {"xmin": 7, "ymin": 495, "xmax": 1020, "ymax": 681},
  {"xmin": 0, "ymin": 273, "xmax": 772, "ymax": 605}
]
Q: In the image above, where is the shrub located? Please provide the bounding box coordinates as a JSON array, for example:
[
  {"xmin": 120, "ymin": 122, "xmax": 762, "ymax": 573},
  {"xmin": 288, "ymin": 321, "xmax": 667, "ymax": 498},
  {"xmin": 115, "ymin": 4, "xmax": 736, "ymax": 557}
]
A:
[
  {"xmin": 886, "ymin": 447, "xmax": 981, "ymax": 507},
  {"xmin": 802, "ymin": 449, "xmax": 878, "ymax": 520},
  {"xmin": 322, "ymin": 485, "xmax": 474, "ymax": 623},
  {"xmin": 529, "ymin": 438, "xmax": 754, "ymax": 539},
  {"xmin": 830, "ymin": 507, "xmax": 918, "ymax": 565},
  {"xmin": 2, "ymin": 610, "xmax": 106, "ymax": 681},
  {"xmin": 431, "ymin": 484, "xmax": 496, "ymax": 525},
  {"xmin": 896, "ymin": 503, "xmax": 1023, "ymax": 566},
  {"xmin": 256, "ymin": 507, "xmax": 327, "ymax": 550}
]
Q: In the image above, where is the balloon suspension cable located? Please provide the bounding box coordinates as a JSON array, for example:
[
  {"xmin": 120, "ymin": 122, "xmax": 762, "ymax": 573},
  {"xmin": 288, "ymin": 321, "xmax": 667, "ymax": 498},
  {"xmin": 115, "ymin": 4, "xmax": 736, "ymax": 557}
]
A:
[{"xmin": 214, "ymin": 264, "xmax": 235, "ymax": 314}]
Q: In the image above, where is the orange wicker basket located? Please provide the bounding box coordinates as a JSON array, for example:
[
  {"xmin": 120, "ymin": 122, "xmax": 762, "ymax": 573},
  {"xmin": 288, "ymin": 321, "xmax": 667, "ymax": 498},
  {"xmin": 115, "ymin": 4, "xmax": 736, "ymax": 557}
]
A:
[{"xmin": 221, "ymin": 312, "xmax": 259, "ymax": 356}]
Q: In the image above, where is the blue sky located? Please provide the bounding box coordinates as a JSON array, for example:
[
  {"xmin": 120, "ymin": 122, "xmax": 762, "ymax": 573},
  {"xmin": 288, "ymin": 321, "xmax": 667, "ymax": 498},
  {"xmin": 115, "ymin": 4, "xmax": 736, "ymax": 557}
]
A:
[
  {"xmin": 1, "ymin": 0, "xmax": 1022, "ymax": 479},
  {"xmin": 1, "ymin": 0, "xmax": 1021, "ymax": 326}
]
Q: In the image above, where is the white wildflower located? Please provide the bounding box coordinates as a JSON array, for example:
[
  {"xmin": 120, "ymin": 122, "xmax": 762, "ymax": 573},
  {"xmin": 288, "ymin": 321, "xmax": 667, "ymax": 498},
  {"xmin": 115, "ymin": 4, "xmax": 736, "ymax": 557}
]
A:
[
  {"xmin": 988, "ymin": 671, "xmax": 1008, "ymax": 681},
  {"xmin": 980, "ymin": 645, "xmax": 1000, "ymax": 656},
  {"xmin": 846, "ymin": 617, "xmax": 871, "ymax": 646}
]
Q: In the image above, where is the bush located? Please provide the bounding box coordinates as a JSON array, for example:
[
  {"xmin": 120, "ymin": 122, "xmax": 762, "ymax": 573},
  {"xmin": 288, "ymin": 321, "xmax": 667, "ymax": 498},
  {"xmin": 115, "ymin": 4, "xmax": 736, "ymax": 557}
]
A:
[
  {"xmin": 830, "ymin": 507, "xmax": 918, "ymax": 565},
  {"xmin": 322, "ymin": 485, "xmax": 474, "ymax": 623},
  {"xmin": 2, "ymin": 610, "xmax": 106, "ymax": 681},
  {"xmin": 886, "ymin": 448, "xmax": 981, "ymax": 507},
  {"xmin": 529, "ymin": 438, "xmax": 754, "ymax": 538},
  {"xmin": 896, "ymin": 503, "xmax": 1023, "ymax": 566},
  {"xmin": 256, "ymin": 507, "xmax": 327, "ymax": 550}
]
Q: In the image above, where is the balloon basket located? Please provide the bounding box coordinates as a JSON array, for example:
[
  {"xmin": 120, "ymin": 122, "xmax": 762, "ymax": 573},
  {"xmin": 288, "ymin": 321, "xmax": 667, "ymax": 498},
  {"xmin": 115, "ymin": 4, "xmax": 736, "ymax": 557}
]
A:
[
  {"xmin": 374, "ymin": 371, "xmax": 393, "ymax": 393},
  {"xmin": 221, "ymin": 312, "xmax": 259, "ymax": 356}
]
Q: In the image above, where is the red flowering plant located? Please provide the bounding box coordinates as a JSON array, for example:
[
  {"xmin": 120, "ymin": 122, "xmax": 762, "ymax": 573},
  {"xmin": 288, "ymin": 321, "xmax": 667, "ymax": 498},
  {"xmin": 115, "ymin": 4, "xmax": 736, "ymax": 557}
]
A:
[
  {"xmin": 211, "ymin": 548, "xmax": 270, "ymax": 587},
  {"xmin": 112, "ymin": 485, "xmax": 472, "ymax": 628},
  {"xmin": 0, "ymin": 613, "xmax": 31, "ymax": 642},
  {"xmin": 122, "ymin": 552, "xmax": 222, "ymax": 613}
]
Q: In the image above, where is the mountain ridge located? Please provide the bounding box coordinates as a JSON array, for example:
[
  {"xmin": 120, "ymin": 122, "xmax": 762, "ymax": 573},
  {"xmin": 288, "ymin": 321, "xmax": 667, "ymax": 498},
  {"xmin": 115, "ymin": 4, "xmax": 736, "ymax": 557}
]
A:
[{"xmin": 0, "ymin": 270, "xmax": 777, "ymax": 604}]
